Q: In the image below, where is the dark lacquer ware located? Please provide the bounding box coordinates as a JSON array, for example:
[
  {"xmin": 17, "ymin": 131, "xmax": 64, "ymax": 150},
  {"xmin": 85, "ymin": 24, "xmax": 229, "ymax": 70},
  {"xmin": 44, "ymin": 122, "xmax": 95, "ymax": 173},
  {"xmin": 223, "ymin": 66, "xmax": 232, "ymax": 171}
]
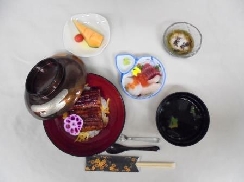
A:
[
  {"xmin": 106, "ymin": 143, "xmax": 160, "ymax": 154},
  {"xmin": 43, "ymin": 73, "xmax": 125, "ymax": 157},
  {"xmin": 156, "ymin": 92, "xmax": 210, "ymax": 146},
  {"xmin": 25, "ymin": 54, "xmax": 87, "ymax": 120}
]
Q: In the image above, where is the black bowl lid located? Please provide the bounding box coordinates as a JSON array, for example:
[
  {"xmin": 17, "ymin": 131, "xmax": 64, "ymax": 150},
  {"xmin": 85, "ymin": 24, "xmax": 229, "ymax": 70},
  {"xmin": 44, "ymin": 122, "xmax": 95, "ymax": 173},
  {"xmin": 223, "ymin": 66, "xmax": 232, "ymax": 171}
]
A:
[
  {"xmin": 26, "ymin": 58, "xmax": 64, "ymax": 97},
  {"xmin": 156, "ymin": 92, "xmax": 210, "ymax": 146},
  {"xmin": 25, "ymin": 55, "xmax": 87, "ymax": 120}
]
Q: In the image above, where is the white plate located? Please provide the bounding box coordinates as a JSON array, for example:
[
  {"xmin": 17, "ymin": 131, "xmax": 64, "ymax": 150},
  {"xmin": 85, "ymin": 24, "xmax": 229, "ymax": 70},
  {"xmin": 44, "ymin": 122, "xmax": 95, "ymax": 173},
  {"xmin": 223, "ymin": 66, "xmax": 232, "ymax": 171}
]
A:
[{"xmin": 63, "ymin": 13, "xmax": 110, "ymax": 57}]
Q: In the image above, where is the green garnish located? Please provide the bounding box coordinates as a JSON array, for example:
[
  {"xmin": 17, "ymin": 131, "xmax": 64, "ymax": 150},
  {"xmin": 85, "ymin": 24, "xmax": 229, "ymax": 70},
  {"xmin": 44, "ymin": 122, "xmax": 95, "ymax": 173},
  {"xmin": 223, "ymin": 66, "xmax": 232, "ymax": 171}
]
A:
[
  {"xmin": 137, "ymin": 63, "xmax": 143, "ymax": 70},
  {"xmin": 154, "ymin": 65, "xmax": 160, "ymax": 71},
  {"xmin": 169, "ymin": 116, "xmax": 178, "ymax": 129},
  {"xmin": 123, "ymin": 58, "xmax": 131, "ymax": 66},
  {"xmin": 190, "ymin": 106, "xmax": 197, "ymax": 118}
]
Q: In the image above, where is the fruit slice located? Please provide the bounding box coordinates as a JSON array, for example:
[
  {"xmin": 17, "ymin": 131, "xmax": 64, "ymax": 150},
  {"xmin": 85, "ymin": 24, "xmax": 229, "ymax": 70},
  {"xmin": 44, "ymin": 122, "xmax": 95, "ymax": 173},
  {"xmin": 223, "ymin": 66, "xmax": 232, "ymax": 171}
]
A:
[{"xmin": 73, "ymin": 20, "xmax": 104, "ymax": 48}]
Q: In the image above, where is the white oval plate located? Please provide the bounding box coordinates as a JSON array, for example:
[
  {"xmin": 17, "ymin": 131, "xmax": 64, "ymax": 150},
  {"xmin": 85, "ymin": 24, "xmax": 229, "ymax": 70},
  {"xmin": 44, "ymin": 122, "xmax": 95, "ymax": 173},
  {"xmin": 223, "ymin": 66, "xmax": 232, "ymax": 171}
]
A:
[{"xmin": 63, "ymin": 13, "xmax": 110, "ymax": 57}]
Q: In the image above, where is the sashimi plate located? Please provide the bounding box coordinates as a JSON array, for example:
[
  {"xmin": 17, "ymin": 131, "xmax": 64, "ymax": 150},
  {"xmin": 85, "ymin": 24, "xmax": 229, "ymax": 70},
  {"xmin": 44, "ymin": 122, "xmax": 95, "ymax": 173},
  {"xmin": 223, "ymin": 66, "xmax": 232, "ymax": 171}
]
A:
[{"xmin": 116, "ymin": 54, "xmax": 166, "ymax": 99}]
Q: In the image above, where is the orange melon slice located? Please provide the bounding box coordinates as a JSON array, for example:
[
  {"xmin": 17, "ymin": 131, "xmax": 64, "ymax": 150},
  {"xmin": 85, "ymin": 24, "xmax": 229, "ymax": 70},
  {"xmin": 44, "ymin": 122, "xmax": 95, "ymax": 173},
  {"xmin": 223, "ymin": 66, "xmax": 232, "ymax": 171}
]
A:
[{"xmin": 73, "ymin": 20, "xmax": 104, "ymax": 48}]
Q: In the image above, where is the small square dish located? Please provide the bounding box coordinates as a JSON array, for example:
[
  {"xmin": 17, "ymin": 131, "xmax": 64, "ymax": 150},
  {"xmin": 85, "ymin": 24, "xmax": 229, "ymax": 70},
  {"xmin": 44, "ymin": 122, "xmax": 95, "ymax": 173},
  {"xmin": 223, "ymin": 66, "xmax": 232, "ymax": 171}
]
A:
[{"xmin": 63, "ymin": 13, "xmax": 110, "ymax": 57}]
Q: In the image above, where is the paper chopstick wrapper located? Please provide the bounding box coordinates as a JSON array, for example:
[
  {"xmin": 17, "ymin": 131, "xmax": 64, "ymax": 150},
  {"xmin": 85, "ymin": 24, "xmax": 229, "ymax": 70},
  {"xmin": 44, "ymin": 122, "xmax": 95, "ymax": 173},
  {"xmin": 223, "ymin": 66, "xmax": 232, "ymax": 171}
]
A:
[{"xmin": 85, "ymin": 155, "xmax": 175, "ymax": 172}]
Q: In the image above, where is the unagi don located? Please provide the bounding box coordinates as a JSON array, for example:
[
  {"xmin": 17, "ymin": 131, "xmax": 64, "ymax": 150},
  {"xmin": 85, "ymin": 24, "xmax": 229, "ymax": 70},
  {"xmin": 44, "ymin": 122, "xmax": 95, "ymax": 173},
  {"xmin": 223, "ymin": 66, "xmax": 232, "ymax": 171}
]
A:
[{"xmin": 69, "ymin": 87, "xmax": 105, "ymax": 132}]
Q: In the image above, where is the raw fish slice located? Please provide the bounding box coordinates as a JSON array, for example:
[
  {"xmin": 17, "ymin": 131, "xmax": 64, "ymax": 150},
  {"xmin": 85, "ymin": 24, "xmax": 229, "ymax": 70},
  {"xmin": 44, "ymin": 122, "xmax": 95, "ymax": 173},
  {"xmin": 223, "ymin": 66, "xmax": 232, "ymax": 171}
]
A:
[
  {"xmin": 141, "ymin": 63, "xmax": 161, "ymax": 80},
  {"xmin": 127, "ymin": 84, "xmax": 143, "ymax": 96},
  {"xmin": 140, "ymin": 83, "xmax": 161, "ymax": 95},
  {"xmin": 123, "ymin": 77, "xmax": 142, "ymax": 96},
  {"xmin": 148, "ymin": 75, "xmax": 161, "ymax": 83}
]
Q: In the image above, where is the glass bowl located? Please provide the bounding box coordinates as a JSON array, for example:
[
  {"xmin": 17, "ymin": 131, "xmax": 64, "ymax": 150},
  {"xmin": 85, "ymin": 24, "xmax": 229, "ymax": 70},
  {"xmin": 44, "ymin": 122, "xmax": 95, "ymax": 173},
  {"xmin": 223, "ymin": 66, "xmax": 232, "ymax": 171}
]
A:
[{"xmin": 163, "ymin": 22, "xmax": 202, "ymax": 58}]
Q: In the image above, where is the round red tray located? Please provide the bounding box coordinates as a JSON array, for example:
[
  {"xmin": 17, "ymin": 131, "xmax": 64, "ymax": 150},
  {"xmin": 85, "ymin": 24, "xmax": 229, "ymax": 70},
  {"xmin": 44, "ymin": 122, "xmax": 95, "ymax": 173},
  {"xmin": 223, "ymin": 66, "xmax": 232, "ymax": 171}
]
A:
[{"xmin": 43, "ymin": 73, "xmax": 125, "ymax": 157}]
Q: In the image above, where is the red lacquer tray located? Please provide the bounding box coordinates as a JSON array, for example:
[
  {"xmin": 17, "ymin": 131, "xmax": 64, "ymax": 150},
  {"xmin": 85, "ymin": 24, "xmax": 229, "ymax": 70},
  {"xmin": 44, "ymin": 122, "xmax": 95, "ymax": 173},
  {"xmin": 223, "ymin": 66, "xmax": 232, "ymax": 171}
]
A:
[{"xmin": 43, "ymin": 73, "xmax": 125, "ymax": 157}]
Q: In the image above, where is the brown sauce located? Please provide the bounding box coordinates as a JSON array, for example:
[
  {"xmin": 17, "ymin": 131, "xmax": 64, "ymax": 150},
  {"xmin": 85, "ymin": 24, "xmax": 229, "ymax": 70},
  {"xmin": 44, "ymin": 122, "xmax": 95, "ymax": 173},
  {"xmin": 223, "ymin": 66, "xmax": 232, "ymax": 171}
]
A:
[{"xmin": 166, "ymin": 29, "xmax": 194, "ymax": 55}]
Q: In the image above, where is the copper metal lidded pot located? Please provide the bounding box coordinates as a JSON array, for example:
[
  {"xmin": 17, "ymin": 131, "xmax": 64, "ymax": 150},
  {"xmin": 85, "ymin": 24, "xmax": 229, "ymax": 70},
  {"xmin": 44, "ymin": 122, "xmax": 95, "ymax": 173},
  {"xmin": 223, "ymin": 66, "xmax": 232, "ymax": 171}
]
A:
[{"xmin": 25, "ymin": 54, "xmax": 87, "ymax": 120}]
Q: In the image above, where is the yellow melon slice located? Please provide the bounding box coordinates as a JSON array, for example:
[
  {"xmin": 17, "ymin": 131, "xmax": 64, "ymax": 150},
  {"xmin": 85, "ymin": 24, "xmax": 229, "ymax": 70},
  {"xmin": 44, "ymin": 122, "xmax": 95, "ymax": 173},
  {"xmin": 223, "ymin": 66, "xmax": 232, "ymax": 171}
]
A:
[{"xmin": 73, "ymin": 20, "xmax": 104, "ymax": 48}]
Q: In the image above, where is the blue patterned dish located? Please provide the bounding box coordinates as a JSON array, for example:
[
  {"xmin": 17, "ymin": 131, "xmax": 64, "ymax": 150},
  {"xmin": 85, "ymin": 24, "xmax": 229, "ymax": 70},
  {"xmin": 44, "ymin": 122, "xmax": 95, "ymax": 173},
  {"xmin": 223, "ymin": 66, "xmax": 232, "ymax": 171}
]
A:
[{"xmin": 115, "ymin": 54, "xmax": 166, "ymax": 99}]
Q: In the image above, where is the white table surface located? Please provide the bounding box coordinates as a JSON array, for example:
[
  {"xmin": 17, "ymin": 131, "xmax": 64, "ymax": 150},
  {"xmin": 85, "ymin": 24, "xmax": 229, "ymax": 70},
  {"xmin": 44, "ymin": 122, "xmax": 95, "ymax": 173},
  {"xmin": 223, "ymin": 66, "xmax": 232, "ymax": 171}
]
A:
[{"xmin": 1, "ymin": 0, "xmax": 244, "ymax": 181}]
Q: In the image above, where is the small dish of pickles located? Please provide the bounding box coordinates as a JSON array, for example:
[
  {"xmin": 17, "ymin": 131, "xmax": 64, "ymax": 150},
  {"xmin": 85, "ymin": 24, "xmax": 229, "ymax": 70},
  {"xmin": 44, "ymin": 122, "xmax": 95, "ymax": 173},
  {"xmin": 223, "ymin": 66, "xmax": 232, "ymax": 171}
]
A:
[{"xmin": 163, "ymin": 22, "xmax": 202, "ymax": 58}]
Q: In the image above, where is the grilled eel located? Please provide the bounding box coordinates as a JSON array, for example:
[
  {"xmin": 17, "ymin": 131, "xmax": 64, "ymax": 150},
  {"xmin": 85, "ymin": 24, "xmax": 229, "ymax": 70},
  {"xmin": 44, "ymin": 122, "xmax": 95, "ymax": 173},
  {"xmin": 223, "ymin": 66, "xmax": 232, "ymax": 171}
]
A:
[{"xmin": 69, "ymin": 87, "xmax": 105, "ymax": 132}]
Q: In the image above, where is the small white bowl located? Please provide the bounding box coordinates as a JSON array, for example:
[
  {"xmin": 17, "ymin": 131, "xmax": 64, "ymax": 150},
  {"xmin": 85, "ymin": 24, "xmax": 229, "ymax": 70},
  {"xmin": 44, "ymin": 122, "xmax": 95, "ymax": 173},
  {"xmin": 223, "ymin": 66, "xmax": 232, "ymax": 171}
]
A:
[
  {"xmin": 63, "ymin": 13, "xmax": 110, "ymax": 57},
  {"xmin": 115, "ymin": 54, "xmax": 136, "ymax": 74},
  {"xmin": 119, "ymin": 55, "xmax": 166, "ymax": 100}
]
